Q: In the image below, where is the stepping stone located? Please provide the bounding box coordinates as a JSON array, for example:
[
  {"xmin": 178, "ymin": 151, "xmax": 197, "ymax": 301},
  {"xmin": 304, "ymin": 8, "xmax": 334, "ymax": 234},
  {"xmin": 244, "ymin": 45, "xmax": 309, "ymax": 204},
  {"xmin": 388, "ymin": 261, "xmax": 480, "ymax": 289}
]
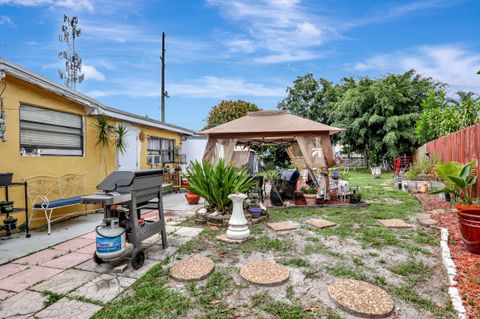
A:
[
  {"xmin": 216, "ymin": 233, "xmax": 250, "ymax": 244},
  {"xmin": 0, "ymin": 263, "xmax": 28, "ymax": 280},
  {"xmin": 0, "ymin": 290, "xmax": 47, "ymax": 318},
  {"xmin": 70, "ymin": 274, "xmax": 135, "ymax": 303},
  {"xmin": 267, "ymin": 222, "xmax": 297, "ymax": 232},
  {"xmin": 30, "ymin": 269, "xmax": 98, "ymax": 294},
  {"xmin": 328, "ymin": 279, "xmax": 394, "ymax": 318},
  {"xmin": 144, "ymin": 245, "xmax": 177, "ymax": 261},
  {"xmin": 419, "ymin": 218, "xmax": 438, "ymax": 227},
  {"xmin": 377, "ymin": 219, "xmax": 413, "ymax": 228},
  {"xmin": 415, "ymin": 213, "xmax": 432, "ymax": 220},
  {"xmin": 41, "ymin": 252, "xmax": 92, "ymax": 269},
  {"xmin": 170, "ymin": 256, "xmax": 215, "ymax": 282},
  {"xmin": 305, "ymin": 219, "xmax": 337, "ymax": 229},
  {"xmin": 240, "ymin": 261, "xmax": 289, "ymax": 286},
  {"xmin": 35, "ymin": 297, "xmax": 102, "ymax": 319},
  {"xmin": 0, "ymin": 265, "xmax": 63, "ymax": 292},
  {"xmin": 14, "ymin": 248, "xmax": 66, "ymax": 266},
  {"xmin": 52, "ymin": 237, "xmax": 94, "ymax": 252}
]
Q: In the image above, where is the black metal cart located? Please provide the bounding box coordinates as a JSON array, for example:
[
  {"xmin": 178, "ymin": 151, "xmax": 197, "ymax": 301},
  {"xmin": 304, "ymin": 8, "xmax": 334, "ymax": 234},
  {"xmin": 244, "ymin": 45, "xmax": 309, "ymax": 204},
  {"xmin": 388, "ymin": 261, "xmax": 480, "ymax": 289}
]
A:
[{"xmin": 0, "ymin": 179, "xmax": 30, "ymax": 238}]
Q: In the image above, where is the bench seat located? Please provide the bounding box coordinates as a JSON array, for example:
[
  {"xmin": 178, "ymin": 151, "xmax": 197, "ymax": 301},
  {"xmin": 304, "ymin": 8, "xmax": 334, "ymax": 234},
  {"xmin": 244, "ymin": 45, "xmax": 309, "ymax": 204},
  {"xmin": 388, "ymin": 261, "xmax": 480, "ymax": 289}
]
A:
[{"xmin": 33, "ymin": 196, "xmax": 83, "ymax": 209}]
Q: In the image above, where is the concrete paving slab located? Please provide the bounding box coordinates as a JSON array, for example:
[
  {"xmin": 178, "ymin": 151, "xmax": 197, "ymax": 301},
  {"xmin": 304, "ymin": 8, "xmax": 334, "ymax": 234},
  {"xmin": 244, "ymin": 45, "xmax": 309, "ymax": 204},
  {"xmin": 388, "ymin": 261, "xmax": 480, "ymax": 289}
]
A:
[
  {"xmin": 165, "ymin": 225, "xmax": 182, "ymax": 234},
  {"xmin": 76, "ymin": 243, "xmax": 96, "ymax": 254},
  {"xmin": 377, "ymin": 218, "xmax": 413, "ymax": 228},
  {"xmin": 0, "ymin": 290, "xmax": 47, "ymax": 318},
  {"xmin": 41, "ymin": 252, "xmax": 92, "ymax": 269},
  {"xmin": 119, "ymin": 259, "xmax": 158, "ymax": 279},
  {"xmin": 167, "ymin": 236, "xmax": 193, "ymax": 247},
  {"xmin": 0, "ymin": 213, "xmax": 103, "ymax": 264},
  {"xmin": 79, "ymin": 231, "xmax": 97, "ymax": 240},
  {"xmin": 52, "ymin": 237, "xmax": 94, "ymax": 252},
  {"xmin": 13, "ymin": 249, "xmax": 65, "ymax": 266},
  {"xmin": 0, "ymin": 266, "xmax": 63, "ymax": 292},
  {"xmin": 267, "ymin": 222, "xmax": 298, "ymax": 232},
  {"xmin": 34, "ymin": 297, "xmax": 102, "ymax": 319},
  {"xmin": 174, "ymin": 226, "xmax": 203, "ymax": 237},
  {"xmin": 144, "ymin": 245, "xmax": 177, "ymax": 261},
  {"xmin": 0, "ymin": 289, "xmax": 15, "ymax": 300},
  {"xmin": 70, "ymin": 274, "xmax": 135, "ymax": 303},
  {"xmin": 75, "ymin": 259, "xmax": 113, "ymax": 274},
  {"xmin": 30, "ymin": 269, "xmax": 98, "ymax": 294},
  {"xmin": 0, "ymin": 263, "xmax": 28, "ymax": 280}
]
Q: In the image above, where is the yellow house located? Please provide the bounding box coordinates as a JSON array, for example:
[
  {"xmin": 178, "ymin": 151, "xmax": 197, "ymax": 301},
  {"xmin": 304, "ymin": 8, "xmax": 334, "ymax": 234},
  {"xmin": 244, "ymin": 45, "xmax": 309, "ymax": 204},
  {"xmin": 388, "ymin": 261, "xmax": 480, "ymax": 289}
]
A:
[{"xmin": 0, "ymin": 58, "xmax": 196, "ymax": 232}]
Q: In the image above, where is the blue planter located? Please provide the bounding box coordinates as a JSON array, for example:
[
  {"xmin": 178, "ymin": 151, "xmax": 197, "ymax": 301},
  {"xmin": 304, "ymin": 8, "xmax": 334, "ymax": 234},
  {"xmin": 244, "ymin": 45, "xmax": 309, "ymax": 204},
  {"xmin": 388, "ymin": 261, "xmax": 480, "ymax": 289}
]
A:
[{"xmin": 248, "ymin": 207, "xmax": 262, "ymax": 218}]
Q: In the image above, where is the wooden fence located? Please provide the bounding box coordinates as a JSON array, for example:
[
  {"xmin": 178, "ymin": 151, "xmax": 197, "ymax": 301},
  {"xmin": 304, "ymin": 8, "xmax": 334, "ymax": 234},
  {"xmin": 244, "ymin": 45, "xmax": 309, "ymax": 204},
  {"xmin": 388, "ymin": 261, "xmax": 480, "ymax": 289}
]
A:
[{"xmin": 423, "ymin": 123, "xmax": 480, "ymax": 194}]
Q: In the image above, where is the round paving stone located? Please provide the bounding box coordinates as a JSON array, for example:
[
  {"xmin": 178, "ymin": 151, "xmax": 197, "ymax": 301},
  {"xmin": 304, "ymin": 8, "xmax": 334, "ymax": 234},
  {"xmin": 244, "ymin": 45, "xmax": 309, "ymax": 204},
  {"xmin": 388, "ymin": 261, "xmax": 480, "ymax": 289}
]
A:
[
  {"xmin": 328, "ymin": 279, "xmax": 394, "ymax": 318},
  {"xmin": 170, "ymin": 256, "xmax": 215, "ymax": 282},
  {"xmin": 240, "ymin": 261, "xmax": 289, "ymax": 286}
]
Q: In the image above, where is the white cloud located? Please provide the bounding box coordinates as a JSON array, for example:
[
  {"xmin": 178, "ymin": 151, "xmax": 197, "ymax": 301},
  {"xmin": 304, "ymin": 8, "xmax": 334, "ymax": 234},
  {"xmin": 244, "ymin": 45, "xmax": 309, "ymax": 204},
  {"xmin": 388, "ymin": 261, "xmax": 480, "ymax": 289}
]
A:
[
  {"xmin": 0, "ymin": 15, "xmax": 15, "ymax": 27},
  {"xmin": 0, "ymin": 0, "xmax": 94, "ymax": 12},
  {"xmin": 82, "ymin": 64, "xmax": 105, "ymax": 81},
  {"xmin": 208, "ymin": 0, "xmax": 331, "ymax": 63},
  {"xmin": 169, "ymin": 76, "xmax": 285, "ymax": 98},
  {"xmin": 350, "ymin": 45, "xmax": 480, "ymax": 91}
]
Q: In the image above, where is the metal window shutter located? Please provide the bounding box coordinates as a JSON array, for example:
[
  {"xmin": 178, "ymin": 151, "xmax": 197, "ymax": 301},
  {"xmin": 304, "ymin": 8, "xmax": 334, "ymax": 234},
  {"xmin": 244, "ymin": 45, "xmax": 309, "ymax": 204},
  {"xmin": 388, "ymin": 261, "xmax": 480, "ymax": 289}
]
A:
[
  {"xmin": 20, "ymin": 105, "xmax": 82, "ymax": 128},
  {"xmin": 20, "ymin": 130, "xmax": 82, "ymax": 148}
]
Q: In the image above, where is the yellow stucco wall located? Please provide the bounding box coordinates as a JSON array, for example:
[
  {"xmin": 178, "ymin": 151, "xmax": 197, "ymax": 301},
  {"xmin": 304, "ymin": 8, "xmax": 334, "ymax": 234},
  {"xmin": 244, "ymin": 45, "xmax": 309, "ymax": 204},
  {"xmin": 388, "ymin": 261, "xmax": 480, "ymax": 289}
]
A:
[{"xmin": 0, "ymin": 75, "xmax": 182, "ymax": 231}]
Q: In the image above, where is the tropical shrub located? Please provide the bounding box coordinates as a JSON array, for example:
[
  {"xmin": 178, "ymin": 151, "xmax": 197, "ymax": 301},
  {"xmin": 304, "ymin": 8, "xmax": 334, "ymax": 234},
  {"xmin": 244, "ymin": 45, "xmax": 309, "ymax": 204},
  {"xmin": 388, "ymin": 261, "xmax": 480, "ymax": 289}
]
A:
[
  {"xmin": 431, "ymin": 161, "xmax": 478, "ymax": 204},
  {"xmin": 186, "ymin": 159, "xmax": 255, "ymax": 213},
  {"xmin": 405, "ymin": 155, "xmax": 442, "ymax": 180}
]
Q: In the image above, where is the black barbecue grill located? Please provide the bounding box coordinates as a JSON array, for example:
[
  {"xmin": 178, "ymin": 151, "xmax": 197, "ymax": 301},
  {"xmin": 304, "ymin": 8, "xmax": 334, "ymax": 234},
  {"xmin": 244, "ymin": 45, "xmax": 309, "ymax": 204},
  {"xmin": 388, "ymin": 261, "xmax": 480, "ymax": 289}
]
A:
[{"xmin": 81, "ymin": 169, "xmax": 167, "ymax": 269}]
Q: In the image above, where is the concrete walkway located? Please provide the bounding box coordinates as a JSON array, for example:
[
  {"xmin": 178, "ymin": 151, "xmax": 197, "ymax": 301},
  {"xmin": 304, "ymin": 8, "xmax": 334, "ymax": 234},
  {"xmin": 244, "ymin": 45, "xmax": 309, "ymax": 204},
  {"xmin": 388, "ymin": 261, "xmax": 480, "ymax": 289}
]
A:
[
  {"xmin": 0, "ymin": 192, "xmax": 202, "ymax": 264},
  {"xmin": 0, "ymin": 208, "xmax": 203, "ymax": 318}
]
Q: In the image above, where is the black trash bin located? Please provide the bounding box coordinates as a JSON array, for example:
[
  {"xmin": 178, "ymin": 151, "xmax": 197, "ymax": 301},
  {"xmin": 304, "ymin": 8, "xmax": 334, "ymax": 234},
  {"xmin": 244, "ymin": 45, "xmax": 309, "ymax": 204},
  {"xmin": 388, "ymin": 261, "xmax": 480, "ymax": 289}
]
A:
[{"xmin": 0, "ymin": 173, "xmax": 13, "ymax": 187}]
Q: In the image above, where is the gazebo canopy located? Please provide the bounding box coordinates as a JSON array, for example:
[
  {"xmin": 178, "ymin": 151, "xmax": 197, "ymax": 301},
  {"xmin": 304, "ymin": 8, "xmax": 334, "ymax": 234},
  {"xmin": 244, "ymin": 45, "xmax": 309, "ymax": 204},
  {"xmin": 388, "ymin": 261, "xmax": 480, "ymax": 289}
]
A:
[
  {"xmin": 200, "ymin": 110, "xmax": 343, "ymax": 145},
  {"xmin": 200, "ymin": 110, "xmax": 344, "ymax": 169}
]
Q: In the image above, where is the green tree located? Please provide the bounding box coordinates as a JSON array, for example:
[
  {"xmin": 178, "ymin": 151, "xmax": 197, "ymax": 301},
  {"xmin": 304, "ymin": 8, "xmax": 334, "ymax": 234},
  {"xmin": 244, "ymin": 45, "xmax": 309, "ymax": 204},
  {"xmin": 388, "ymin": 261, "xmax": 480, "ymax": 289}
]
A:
[
  {"xmin": 416, "ymin": 90, "xmax": 480, "ymax": 144},
  {"xmin": 204, "ymin": 100, "xmax": 260, "ymax": 129},
  {"xmin": 330, "ymin": 70, "xmax": 440, "ymax": 166}
]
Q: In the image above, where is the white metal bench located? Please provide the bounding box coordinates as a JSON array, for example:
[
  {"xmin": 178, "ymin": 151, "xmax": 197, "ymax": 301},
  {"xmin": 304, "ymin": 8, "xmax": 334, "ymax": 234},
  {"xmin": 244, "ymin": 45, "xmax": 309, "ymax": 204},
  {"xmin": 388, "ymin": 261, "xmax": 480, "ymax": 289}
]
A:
[{"xmin": 25, "ymin": 174, "xmax": 97, "ymax": 234}]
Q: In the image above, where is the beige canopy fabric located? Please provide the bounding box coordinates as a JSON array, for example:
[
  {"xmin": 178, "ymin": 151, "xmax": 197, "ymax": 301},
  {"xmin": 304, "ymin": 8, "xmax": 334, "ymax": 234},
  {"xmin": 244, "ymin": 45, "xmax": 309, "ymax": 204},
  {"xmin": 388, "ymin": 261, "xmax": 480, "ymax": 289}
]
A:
[{"xmin": 201, "ymin": 110, "xmax": 344, "ymax": 167}]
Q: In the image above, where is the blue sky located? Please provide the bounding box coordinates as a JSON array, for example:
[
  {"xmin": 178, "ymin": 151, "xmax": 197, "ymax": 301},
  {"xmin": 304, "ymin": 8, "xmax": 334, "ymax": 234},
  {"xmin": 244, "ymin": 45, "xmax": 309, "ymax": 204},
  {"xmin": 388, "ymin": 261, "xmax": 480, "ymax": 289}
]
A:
[{"xmin": 1, "ymin": 0, "xmax": 480, "ymax": 131}]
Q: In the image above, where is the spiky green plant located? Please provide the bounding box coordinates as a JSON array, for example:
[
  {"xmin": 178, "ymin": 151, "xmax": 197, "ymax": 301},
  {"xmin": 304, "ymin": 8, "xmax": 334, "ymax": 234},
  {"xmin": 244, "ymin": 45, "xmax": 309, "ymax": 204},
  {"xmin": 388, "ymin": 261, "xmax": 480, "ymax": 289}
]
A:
[
  {"xmin": 93, "ymin": 115, "xmax": 111, "ymax": 148},
  {"xmin": 112, "ymin": 124, "xmax": 129, "ymax": 154},
  {"xmin": 186, "ymin": 159, "xmax": 255, "ymax": 213}
]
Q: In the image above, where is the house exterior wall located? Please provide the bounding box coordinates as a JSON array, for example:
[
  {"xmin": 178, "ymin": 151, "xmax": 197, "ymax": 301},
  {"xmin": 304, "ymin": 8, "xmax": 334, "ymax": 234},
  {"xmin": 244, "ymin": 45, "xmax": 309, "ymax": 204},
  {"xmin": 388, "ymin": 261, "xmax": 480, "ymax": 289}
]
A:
[{"xmin": 0, "ymin": 75, "xmax": 183, "ymax": 230}]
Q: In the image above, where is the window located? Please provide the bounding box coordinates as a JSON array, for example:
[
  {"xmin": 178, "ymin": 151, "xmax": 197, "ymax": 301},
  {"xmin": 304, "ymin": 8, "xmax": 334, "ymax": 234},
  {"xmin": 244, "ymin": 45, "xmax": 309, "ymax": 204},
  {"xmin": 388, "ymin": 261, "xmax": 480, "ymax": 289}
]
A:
[
  {"xmin": 147, "ymin": 137, "xmax": 175, "ymax": 164},
  {"xmin": 19, "ymin": 105, "xmax": 83, "ymax": 156}
]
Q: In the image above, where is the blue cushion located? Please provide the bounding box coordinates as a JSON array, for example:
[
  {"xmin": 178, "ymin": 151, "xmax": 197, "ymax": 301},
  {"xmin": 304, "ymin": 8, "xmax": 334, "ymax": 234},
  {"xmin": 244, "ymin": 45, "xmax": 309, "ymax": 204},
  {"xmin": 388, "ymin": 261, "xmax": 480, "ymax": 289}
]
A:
[{"xmin": 34, "ymin": 196, "xmax": 82, "ymax": 209}]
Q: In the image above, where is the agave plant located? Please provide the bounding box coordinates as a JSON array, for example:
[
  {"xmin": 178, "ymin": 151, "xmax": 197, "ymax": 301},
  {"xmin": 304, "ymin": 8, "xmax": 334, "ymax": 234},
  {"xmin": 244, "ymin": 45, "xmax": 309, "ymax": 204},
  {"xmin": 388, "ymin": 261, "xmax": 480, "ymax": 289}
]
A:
[
  {"xmin": 112, "ymin": 124, "xmax": 129, "ymax": 154},
  {"xmin": 431, "ymin": 160, "xmax": 478, "ymax": 205},
  {"xmin": 186, "ymin": 159, "xmax": 255, "ymax": 214}
]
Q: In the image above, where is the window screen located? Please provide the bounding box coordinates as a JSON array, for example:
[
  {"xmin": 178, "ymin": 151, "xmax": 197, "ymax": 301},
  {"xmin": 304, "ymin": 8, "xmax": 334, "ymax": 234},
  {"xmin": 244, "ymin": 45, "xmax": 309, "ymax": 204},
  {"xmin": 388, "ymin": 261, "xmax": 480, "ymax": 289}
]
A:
[
  {"xmin": 147, "ymin": 136, "xmax": 175, "ymax": 163},
  {"xmin": 20, "ymin": 105, "xmax": 83, "ymax": 156}
]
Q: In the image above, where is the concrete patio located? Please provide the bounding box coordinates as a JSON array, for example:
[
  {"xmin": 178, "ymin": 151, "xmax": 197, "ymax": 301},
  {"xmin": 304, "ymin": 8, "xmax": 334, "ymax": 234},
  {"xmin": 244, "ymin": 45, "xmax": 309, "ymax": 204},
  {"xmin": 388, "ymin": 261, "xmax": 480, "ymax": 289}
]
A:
[{"xmin": 0, "ymin": 196, "xmax": 203, "ymax": 318}]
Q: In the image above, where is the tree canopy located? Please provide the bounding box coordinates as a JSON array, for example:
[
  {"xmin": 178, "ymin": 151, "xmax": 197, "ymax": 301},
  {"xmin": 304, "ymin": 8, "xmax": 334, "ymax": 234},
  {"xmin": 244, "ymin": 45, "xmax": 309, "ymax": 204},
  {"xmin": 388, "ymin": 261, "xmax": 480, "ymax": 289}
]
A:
[
  {"xmin": 416, "ymin": 90, "xmax": 480, "ymax": 144},
  {"xmin": 279, "ymin": 70, "xmax": 442, "ymax": 165},
  {"xmin": 204, "ymin": 100, "xmax": 260, "ymax": 129}
]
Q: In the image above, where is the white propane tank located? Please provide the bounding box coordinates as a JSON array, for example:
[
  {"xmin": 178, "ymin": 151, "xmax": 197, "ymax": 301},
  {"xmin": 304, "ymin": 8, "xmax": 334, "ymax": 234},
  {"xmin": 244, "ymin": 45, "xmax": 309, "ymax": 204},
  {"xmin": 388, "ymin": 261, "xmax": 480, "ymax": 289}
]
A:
[{"xmin": 95, "ymin": 218, "xmax": 126, "ymax": 260}]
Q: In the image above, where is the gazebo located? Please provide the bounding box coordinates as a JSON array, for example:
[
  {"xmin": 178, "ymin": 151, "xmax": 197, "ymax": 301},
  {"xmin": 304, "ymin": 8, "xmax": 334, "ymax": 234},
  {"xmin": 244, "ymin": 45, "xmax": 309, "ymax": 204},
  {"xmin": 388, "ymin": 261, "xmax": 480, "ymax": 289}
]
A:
[{"xmin": 200, "ymin": 110, "xmax": 344, "ymax": 172}]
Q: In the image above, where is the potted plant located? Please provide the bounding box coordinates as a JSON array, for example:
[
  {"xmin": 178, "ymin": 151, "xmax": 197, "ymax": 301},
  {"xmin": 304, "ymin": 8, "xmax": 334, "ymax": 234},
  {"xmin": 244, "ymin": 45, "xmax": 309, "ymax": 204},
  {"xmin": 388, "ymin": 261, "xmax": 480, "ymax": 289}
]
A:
[
  {"xmin": 301, "ymin": 186, "xmax": 318, "ymax": 206},
  {"xmin": 432, "ymin": 160, "xmax": 479, "ymax": 254},
  {"xmin": 247, "ymin": 185, "xmax": 262, "ymax": 218},
  {"xmin": 185, "ymin": 189, "xmax": 200, "ymax": 205}
]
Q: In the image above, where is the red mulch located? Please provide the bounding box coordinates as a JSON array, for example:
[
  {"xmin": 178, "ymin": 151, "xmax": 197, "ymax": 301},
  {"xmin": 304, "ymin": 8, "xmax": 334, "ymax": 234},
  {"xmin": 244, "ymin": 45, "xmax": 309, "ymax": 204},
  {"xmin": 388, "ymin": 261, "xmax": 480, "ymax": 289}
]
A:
[{"xmin": 416, "ymin": 194, "xmax": 480, "ymax": 319}]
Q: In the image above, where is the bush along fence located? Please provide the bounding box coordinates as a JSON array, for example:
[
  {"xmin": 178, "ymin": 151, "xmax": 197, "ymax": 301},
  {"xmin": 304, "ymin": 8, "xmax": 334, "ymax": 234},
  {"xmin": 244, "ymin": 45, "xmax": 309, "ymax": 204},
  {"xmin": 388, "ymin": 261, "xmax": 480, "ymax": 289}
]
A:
[{"xmin": 418, "ymin": 123, "xmax": 480, "ymax": 195}]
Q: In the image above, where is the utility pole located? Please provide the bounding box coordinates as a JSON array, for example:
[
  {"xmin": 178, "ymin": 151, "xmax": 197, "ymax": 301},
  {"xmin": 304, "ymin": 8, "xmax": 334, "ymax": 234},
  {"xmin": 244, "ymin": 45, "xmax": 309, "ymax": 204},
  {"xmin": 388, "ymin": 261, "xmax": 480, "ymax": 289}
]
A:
[{"xmin": 160, "ymin": 32, "xmax": 166, "ymax": 123}]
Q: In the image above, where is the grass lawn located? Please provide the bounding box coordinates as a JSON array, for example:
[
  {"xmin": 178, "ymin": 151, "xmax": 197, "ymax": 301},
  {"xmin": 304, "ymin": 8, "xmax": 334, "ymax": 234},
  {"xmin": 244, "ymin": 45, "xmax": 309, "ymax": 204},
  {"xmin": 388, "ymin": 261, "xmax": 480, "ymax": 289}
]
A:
[{"xmin": 93, "ymin": 169, "xmax": 455, "ymax": 319}]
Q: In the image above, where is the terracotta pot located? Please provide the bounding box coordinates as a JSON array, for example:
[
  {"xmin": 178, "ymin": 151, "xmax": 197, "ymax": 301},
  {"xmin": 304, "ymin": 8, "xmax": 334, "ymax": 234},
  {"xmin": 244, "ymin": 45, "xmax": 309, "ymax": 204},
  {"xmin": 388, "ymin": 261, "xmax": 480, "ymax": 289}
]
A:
[
  {"xmin": 304, "ymin": 194, "xmax": 317, "ymax": 206},
  {"xmin": 185, "ymin": 191, "xmax": 200, "ymax": 205},
  {"xmin": 456, "ymin": 205, "xmax": 480, "ymax": 254}
]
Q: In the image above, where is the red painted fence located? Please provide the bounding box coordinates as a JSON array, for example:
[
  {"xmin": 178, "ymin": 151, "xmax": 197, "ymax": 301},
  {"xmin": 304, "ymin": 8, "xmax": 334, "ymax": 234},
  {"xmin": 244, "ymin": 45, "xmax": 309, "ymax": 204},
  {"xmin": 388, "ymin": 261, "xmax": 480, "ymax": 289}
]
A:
[{"xmin": 424, "ymin": 123, "xmax": 480, "ymax": 195}]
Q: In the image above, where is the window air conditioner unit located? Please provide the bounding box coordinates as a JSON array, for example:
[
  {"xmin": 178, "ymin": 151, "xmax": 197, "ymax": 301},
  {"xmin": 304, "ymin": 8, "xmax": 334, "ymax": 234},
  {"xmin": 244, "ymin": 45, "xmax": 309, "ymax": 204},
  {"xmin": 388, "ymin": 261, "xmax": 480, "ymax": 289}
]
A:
[{"xmin": 147, "ymin": 155, "xmax": 161, "ymax": 165}]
